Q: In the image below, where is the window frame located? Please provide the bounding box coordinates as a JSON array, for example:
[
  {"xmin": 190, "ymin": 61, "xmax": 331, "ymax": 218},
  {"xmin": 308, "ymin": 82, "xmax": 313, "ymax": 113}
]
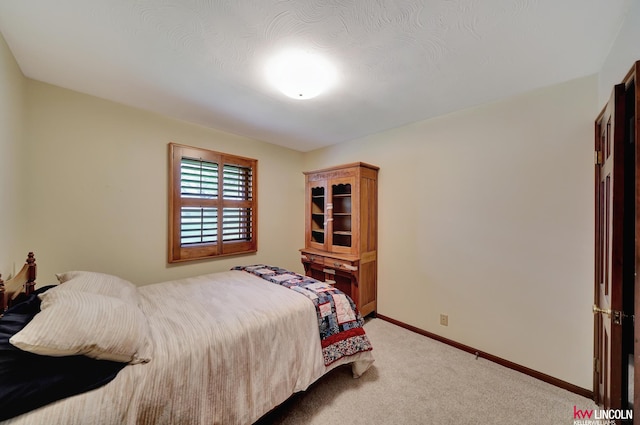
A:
[{"xmin": 168, "ymin": 142, "xmax": 258, "ymax": 263}]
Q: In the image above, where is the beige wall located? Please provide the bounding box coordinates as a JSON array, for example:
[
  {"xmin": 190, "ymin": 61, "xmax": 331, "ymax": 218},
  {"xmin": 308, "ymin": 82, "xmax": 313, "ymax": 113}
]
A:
[
  {"xmin": 0, "ymin": 33, "xmax": 25, "ymax": 276},
  {"xmin": 598, "ymin": 0, "xmax": 640, "ymax": 107},
  {"xmin": 304, "ymin": 75, "xmax": 597, "ymax": 389},
  {"xmin": 20, "ymin": 80, "xmax": 305, "ymax": 285}
]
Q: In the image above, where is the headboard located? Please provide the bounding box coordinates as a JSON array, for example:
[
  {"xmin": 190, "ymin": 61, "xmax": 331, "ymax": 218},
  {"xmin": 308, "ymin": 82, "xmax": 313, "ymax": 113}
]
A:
[{"xmin": 0, "ymin": 252, "xmax": 37, "ymax": 314}]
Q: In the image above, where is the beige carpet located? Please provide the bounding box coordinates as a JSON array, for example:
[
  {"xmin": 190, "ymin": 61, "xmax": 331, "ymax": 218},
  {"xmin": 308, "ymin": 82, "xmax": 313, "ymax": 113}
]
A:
[{"xmin": 256, "ymin": 318, "xmax": 597, "ymax": 424}]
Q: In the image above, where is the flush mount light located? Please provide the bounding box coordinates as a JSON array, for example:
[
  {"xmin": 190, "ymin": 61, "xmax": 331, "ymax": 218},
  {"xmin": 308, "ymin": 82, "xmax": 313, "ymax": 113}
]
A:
[{"xmin": 265, "ymin": 50, "xmax": 336, "ymax": 100}]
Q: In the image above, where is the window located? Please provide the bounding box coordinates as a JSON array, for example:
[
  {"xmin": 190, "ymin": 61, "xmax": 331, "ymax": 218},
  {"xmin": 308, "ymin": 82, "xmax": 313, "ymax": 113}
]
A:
[{"xmin": 168, "ymin": 143, "xmax": 257, "ymax": 262}]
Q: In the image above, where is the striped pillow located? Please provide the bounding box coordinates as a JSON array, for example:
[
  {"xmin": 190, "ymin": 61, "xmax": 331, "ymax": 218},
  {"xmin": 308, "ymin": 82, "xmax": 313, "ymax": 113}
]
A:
[
  {"xmin": 55, "ymin": 271, "xmax": 141, "ymax": 306},
  {"xmin": 10, "ymin": 289, "xmax": 152, "ymax": 364}
]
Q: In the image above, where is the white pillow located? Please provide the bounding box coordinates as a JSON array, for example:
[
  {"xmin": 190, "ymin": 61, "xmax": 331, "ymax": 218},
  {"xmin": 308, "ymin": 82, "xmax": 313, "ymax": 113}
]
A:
[
  {"xmin": 55, "ymin": 271, "xmax": 141, "ymax": 306},
  {"xmin": 10, "ymin": 289, "xmax": 152, "ymax": 364}
]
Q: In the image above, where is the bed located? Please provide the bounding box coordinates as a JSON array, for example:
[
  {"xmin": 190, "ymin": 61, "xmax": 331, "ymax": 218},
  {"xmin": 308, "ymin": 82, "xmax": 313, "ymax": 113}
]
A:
[{"xmin": 0, "ymin": 253, "xmax": 374, "ymax": 424}]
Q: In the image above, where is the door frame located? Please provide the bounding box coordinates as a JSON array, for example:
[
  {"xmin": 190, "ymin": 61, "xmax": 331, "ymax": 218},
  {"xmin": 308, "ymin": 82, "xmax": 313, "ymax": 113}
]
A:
[
  {"xmin": 625, "ymin": 61, "xmax": 640, "ymax": 422},
  {"xmin": 594, "ymin": 60, "xmax": 640, "ymax": 423},
  {"xmin": 594, "ymin": 82, "xmax": 626, "ymax": 408}
]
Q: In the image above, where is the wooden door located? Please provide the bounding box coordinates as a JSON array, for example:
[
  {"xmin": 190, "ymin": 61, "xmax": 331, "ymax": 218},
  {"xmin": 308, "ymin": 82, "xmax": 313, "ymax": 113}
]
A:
[{"xmin": 594, "ymin": 83, "xmax": 626, "ymax": 409}]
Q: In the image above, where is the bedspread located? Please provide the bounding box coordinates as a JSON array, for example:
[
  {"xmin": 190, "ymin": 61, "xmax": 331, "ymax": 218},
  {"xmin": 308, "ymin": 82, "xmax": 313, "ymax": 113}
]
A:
[
  {"xmin": 233, "ymin": 265, "xmax": 373, "ymax": 366},
  {"xmin": 2, "ymin": 270, "xmax": 374, "ymax": 425}
]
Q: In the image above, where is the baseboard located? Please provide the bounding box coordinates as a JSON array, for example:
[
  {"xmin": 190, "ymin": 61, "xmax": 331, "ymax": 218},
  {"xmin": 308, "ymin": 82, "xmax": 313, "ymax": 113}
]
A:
[{"xmin": 376, "ymin": 314, "xmax": 594, "ymax": 400}]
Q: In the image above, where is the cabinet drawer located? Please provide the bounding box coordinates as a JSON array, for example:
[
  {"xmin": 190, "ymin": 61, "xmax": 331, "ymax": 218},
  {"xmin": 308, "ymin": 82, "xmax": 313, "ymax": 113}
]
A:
[
  {"xmin": 301, "ymin": 253, "xmax": 324, "ymax": 266},
  {"xmin": 324, "ymin": 258, "xmax": 358, "ymax": 272}
]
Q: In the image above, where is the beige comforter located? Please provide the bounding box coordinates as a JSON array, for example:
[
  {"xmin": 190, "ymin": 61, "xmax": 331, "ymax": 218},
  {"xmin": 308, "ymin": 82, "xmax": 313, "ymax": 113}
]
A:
[{"xmin": 3, "ymin": 270, "xmax": 374, "ymax": 425}]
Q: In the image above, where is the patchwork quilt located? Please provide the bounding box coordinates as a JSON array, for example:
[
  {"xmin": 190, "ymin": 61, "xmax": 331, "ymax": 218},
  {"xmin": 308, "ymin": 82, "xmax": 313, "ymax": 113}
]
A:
[{"xmin": 232, "ymin": 265, "xmax": 373, "ymax": 366}]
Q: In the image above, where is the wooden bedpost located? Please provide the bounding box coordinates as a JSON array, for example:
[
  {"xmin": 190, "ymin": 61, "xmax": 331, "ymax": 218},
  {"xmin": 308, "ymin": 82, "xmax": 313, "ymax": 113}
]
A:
[
  {"xmin": 25, "ymin": 252, "xmax": 36, "ymax": 295},
  {"xmin": 0, "ymin": 274, "xmax": 5, "ymax": 315},
  {"xmin": 3, "ymin": 252, "xmax": 38, "ymax": 310}
]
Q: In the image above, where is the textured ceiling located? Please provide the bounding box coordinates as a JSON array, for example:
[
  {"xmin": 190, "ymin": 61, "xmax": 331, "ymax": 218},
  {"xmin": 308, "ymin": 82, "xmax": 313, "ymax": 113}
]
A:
[{"xmin": 0, "ymin": 0, "xmax": 630, "ymax": 151}]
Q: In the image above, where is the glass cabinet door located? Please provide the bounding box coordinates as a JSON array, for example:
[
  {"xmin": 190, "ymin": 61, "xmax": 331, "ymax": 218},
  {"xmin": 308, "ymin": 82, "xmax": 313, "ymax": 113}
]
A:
[
  {"xmin": 330, "ymin": 182, "xmax": 352, "ymax": 249},
  {"xmin": 309, "ymin": 184, "xmax": 326, "ymax": 247}
]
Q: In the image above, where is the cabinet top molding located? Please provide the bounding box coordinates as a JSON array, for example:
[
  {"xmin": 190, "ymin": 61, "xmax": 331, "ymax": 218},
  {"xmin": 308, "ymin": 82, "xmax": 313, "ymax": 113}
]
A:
[{"xmin": 303, "ymin": 162, "xmax": 379, "ymax": 175}]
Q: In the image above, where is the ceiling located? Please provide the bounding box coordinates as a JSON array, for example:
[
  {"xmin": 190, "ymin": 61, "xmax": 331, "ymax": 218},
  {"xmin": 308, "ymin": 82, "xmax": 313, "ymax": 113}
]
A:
[{"xmin": 0, "ymin": 0, "xmax": 630, "ymax": 152}]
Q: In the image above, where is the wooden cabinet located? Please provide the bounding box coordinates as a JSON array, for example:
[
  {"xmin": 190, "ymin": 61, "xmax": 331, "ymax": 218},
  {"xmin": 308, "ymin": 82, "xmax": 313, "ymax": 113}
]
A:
[{"xmin": 300, "ymin": 162, "xmax": 378, "ymax": 317}]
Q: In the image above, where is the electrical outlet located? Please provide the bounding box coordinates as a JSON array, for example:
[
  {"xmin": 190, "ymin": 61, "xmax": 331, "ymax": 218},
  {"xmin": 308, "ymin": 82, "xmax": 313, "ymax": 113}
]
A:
[{"xmin": 440, "ymin": 314, "xmax": 448, "ymax": 326}]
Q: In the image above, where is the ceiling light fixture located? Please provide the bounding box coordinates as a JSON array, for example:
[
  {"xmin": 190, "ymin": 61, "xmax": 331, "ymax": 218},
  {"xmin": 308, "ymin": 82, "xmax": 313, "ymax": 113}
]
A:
[{"xmin": 265, "ymin": 50, "xmax": 336, "ymax": 100}]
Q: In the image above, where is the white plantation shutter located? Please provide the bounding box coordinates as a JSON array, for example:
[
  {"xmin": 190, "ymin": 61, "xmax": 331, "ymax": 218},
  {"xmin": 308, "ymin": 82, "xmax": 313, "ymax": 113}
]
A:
[
  {"xmin": 223, "ymin": 164, "xmax": 252, "ymax": 200},
  {"xmin": 180, "ymin": 206, "xmax": 218, "ymax": 245},
  {"xmin": 180, "ymin": 158, "xmax": 219, "ymax": 245},
  {"xmin": 180, "ymin": 158, "xmax": 218, "ymax": 199},
  {"xmin": 222, "ymin": 208, "xmax": 252, "ymax": 242},
  {"xmin": 169, "ymin": 143, "xmax": 257, "ymax": 262},
  {"xmin": 222, "ymin": 163, "xmax": 253, "ymax": 242}
]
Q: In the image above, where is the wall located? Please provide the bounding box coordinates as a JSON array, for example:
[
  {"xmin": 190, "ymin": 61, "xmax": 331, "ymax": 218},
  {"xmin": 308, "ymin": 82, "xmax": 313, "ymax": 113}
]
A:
[
  {"xmin": 598, "ymin": 0, "xmax": 640, "ymax": 106},
  {"xmin": 0, "ymin": 33, "xmax": 25, "ymax": 276},
  {"xmin": 304, "ymin": 75, "xmax": 597, "ymax": 389},
  {"xmin": 21, "ymin": 80, "xmax": 305, "ymax": 285}
]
